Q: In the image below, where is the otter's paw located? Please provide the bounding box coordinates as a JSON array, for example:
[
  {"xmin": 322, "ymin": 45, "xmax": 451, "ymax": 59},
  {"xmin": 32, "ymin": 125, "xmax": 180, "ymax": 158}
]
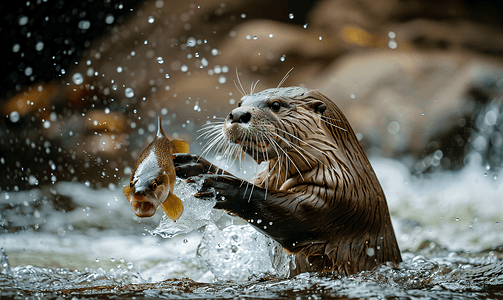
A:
[
  {"xmin": 173, "ymin": 153, "xmax": 214, "ymax": 178},
  {"xmin": 195, "ymin": 175, "xmax": 246, "ymax": 209}
]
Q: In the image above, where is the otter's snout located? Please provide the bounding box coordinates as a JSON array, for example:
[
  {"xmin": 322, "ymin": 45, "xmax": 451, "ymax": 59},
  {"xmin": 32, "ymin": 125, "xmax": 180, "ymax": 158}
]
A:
[{"xmin": 228, "ymin": 110, "xmax": 251, "ymax": 124}]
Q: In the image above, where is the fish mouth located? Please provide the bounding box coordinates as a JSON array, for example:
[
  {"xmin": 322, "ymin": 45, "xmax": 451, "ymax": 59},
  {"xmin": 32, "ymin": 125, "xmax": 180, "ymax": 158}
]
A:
[{"xmin": 130, "ymin": 193, "xmax": 157, "ymax": 217}]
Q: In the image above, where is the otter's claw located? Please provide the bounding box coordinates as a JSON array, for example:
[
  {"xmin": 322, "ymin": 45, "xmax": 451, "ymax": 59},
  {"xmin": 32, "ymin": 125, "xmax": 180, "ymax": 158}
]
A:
[
  {"xmin": 173, "ymin": 153, "xmax": 214, "ymax": 178},
  {"xmin": 196, "ymin": 175, "xmax": 244, "ymax": 210}
]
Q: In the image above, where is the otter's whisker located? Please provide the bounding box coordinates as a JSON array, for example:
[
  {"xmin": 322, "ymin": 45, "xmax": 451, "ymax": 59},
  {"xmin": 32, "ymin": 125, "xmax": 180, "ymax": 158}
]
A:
[
  {"xmin": 273, "ymin": 128, "xmax": 337, "ymax": 172},
  {"xmin": 251, "ymin": 79, "xmax": 260, "ymax": 95},
  {"xmin": 275, "ymin": 67, "xmax": 294, "ymax": 92},
  {"xmin": 269, "ymin": 134, "xmax": 304, "ymax": 182},
  {"xmin": 271, "ymin": 131, "xmax": 314, "ymax": 169},
  {"xmin": 320, "ymin": 118, "xmax": 347, "ymax": 132},
  {"xmin": 234, "ymin": 68, "xmax": 247, "ymax": 97},
  {"xmin": 200, "ymin": 131, "xmax": 226, "ymax": 158},
  {"xmin": 197, "ymin": 123, "xmax": 224, "ymax": 140}
]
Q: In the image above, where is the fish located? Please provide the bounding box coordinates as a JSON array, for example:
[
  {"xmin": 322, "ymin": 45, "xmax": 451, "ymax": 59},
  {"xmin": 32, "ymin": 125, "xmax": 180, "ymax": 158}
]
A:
[{"xmin": 123, "ymin": 116, "xmax": 189, "ymax": 221}]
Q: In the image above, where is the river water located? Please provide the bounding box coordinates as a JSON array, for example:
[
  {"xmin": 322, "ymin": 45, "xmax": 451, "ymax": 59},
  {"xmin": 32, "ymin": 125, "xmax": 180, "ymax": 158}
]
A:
[{"xmin": 1, "ymin": 154, "xmax": 502, "ymax": 299}]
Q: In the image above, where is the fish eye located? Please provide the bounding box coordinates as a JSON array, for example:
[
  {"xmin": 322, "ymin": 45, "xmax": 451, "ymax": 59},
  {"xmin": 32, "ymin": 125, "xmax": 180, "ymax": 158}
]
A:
[
  {"xmin": 270, "ymin": 101, "xmax": 281, "ymax": 112},
  {"xmin": 150, "ymin": 181, "xmax": 157, "ymax": 190}
]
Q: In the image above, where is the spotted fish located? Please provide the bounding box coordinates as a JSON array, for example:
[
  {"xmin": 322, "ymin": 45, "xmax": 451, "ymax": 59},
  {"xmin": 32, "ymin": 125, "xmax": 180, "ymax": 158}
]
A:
[{"xmin": 123, "ymin": 117, "xmax": 189, "ymax": 221}]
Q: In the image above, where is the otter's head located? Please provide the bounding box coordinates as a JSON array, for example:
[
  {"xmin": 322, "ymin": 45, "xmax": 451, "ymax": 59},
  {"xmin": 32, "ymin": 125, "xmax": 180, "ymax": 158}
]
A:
[{"xmin": 221, "ymin": 87, "xmax": 332, "ymax": 164}]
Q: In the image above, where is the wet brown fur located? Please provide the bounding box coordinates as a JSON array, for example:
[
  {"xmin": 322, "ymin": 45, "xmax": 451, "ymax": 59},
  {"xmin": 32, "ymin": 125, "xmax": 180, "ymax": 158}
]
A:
[
  {"xmin": 178, "ymin": 87, "xmax": 402, "ymax": 276},
  {"xmin": 252, "ymin": 88, "xmax": 401, "ymax": 275}
]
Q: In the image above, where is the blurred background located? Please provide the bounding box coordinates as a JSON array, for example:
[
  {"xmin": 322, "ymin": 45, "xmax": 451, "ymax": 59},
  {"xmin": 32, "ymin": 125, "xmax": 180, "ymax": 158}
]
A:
[
  {"xmin": 1, "ymin": 0, "xmax": 503, "ymax": 287},
  {"xmin": 2, "ymin": 0, "xmax": 503, "ymax": 192}
]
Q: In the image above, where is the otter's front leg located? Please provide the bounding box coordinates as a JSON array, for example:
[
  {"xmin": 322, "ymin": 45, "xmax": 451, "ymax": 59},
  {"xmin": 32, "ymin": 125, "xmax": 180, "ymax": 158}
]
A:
[
  {"xmin": 173, "ymin": 153, "xmax": 231, "ymax": 178},
  {"xmin": 196, "ymin": 174, "xmax": 306, "ymax": 249}
]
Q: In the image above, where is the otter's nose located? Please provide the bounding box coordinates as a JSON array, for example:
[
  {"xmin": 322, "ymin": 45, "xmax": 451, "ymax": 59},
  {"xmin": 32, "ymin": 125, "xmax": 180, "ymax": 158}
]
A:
[{"xmin": 229, "ymin": 111, "xmax": 251, "ymax": 124}]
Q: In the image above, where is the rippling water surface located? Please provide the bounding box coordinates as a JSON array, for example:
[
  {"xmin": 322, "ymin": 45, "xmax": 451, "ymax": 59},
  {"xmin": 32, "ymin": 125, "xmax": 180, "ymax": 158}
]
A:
[{"xmin": 1, "ymin": 158, "xmax": 503, "ymax": 299}]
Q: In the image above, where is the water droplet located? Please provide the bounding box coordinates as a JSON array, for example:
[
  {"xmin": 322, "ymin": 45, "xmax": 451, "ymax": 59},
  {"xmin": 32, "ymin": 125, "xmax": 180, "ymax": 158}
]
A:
[
  {"xmin": 181, "ymin": 65, "xmax": 188, "ymax": 72},
  {"xmin": 12, "ymin": 44, "xmax": 20, "ymax": 53},
  {"xmin": 148, "ymin": 16, "xmax": 155, "ymax": 24},
  {"xmin": 78, "ymin": 20, "xmax": 91, "ymax": 30},
  {"xmin": 35, "ymin": 41, "xmax": 44, "ymax": 51},
  {"xmin": 72, "ymin": 73, "xmax": 84, "ymax": 85},
  {"xmin": 211, "ymin": 48, "xmax": 219, "ymax": 56},
  {"xmin": 105, "ymin": 14, "xmax": 114, "ymax": 24},
  {"xmin": 18, "ymin": 15, "xmax": 29, "ymax": 26},
  {"xmin": 387, "ymin": 121, "xmax": 400, "ymax": 135},
  {"xmin": 241, "ymin": 13, "xmax": 246, "ymax": 18},
  {"xmin": 289, "ymin": 13, "xmax": 294, "ymax": 19},
  {"xmin": 268, "ymin": 34, "xmax": 273, "ymax": 38},
  {"xmin": 9, "ymin": 111, "xmax": 20, "ymax": 123},
  {"xmin": 187, "ymin": 37, "xmax": 196, "ymax": 47},
  {"xmin": 111, "ymin": 257, "xmax": 116, "ymax": 262},
  {"xmin": 280, "ymin": 55, "xmax": 286, "ymax": 62},
  {"xmin": 127, "ymin": 262, "xmax": 134, "ymax": 269},
  {"xmin": 366, "ymin": 247, "xmax": 375, "ymax": 257},
  {"xmin": 157, "ymin": 57, "xmax": 164, "ymax": 64},
  {"xmin": 388, "ymin": 31, "xmax": 396, "ymax": 39},
  {"xmin": 350, "ymin": 94, "xmax": 355, "ymax": 99},
  {"xmin": 43, "ymin": 120, "xmax": 51, "ymax": 129},
  {"xmin": 218, "ymin": 75, "xmax": 226, "ymax": 84},
  {"xmin": 388, "ymin": 40, "xmax": 398, "ymax": 49},
  {"xmin": 125, "ymin": 87, "xmax": 134, "ymax": 98},
  {"xmin": 303, "ymin": 23, "xmax": 308, "ymax": 29},
  {"xmin": 95, "ymin": 258, "xmax": 100, "ymax": 262},
  {"xmin": 183, "ymin": 239, "xmax": 188, "ymax": 244}
]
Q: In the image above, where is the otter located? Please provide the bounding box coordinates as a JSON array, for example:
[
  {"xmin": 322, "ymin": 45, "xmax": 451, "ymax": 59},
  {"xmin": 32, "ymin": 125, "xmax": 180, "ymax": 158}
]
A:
[{"xmin": 174, "ymin": 86, "xmax": 402, "ymax": 276}]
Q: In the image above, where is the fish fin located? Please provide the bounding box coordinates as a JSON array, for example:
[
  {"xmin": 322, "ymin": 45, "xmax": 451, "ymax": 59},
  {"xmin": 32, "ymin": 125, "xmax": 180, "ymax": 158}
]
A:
[
  {"xmin": 157, "ymin": 116, "xmax": 165, "ymax": 138},
  {"xmin": 160, "ymin": 193, "xmax": 184, "ymax": 221},
  {"xmin": 171, "ymin": 140, "xmax": 190, "ymax": 154},
  {"xmin": 123, "ymin": 184, "xmax": 133, "ymax": 196}
]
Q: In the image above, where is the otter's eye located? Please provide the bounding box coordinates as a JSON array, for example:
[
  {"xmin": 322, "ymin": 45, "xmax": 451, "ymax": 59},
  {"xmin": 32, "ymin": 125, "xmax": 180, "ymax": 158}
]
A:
[
  {"xmin": 270, "ymin": 101, "xmax": 281, "ymax": 112},
  {"xmin": 150, "ymin": 181, "xmax": 157, "ymax": 190}
]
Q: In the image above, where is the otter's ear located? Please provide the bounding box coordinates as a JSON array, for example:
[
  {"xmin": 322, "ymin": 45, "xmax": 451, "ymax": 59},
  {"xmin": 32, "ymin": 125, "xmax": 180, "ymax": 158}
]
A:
[{"xmin": 306, "ymin": 100, "xmax": 326, "ymax": 114}]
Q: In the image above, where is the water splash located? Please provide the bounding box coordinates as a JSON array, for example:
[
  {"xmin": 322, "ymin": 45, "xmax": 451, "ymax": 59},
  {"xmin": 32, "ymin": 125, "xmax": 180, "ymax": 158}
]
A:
[
  {"xmin": 197, "ymin": 224, "xmax": 292, "ymax": 282},
  {"xmin": 149, "ymin": 178, "xmax": 225, "ymax": 238}
]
